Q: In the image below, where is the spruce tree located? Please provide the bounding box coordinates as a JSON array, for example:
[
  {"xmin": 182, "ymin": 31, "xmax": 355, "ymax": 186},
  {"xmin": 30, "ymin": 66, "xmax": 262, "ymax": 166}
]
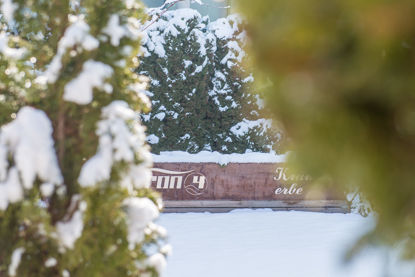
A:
[
  {"xmin": 0, "ymin": 0, "xmax": 167, "ymax": 276},
  {"xmin": 139, "ymin": 9, "xmax": 282, "ymax": 154}
]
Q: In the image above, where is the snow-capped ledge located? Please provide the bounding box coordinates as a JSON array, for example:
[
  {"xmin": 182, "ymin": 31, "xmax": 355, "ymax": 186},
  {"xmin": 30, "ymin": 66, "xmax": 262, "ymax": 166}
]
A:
[{"xmin": 152, "ymin": 151, "xmax": 287, "ymax": 166}]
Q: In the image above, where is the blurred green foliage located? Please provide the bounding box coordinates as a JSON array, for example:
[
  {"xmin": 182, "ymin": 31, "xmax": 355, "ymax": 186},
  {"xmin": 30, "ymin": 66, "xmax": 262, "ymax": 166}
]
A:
[{"xmin": 238, "ymin": 0, "xmax": 415, "ymax": 261}]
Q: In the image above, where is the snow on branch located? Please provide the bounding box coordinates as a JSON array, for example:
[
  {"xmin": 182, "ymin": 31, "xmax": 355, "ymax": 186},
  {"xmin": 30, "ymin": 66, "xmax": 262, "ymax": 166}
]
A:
[
  {"xmin": 0, "ymin": 33, "xmax": 26, "ymax": 59},
  {"xmin": 123, "ymin": 197, "xmax": 159, "ymax": 249},
  {"xmin": 78, "ymin": 101, "xmax": 152, "ymax": 190},
  {"xmin": 63, "ymin": 60, "xmax": 113, "ymax": 105},
  {"xmin": 36, "ymin": 17, "xmax": 99, "ymax": 85},
  {"xmin": 1, "ymin": 0, "xmax": 17, "ymax": 24},
  {"xmin": 0, "ymin": 107, "xmax": 63, "ymax": 210},
  {"xmin": 56, "ymin": 195, "xmax": 86, "ymax": 250}
]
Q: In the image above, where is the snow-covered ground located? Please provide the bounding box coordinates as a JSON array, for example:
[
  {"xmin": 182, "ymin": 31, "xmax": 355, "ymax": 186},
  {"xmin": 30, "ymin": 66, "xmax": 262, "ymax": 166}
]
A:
[{"xmin": 159, "ymin": 210, "xmax": 415, "ymax": 277}]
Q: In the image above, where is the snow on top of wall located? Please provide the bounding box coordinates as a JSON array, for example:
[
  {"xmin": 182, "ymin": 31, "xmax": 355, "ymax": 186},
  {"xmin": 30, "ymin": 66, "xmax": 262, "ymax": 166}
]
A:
[
  {"xmin": 36, "ymin": 17, "xmax": 99, "ymax": 85},
  {"xmin": 78, "ymin": 101, "xmax": 152, "ymax": 191},
  {"xmin": 0, "ymin": 107, "xmax": 63, "ymax": 210},
  {"xmin": 152, "ymin": 151, "xmax": 287, "ymax": 165},
  {"xmin": 63, "ymin": 60, "xmax": 113, "ymax": 105}
]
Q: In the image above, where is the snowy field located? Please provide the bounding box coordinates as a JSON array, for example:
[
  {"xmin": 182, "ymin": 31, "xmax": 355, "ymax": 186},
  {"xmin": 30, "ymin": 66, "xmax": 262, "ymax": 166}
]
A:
[{"xmin": 159, "ymin": 210, "xmax": 415, "ymax": 277}]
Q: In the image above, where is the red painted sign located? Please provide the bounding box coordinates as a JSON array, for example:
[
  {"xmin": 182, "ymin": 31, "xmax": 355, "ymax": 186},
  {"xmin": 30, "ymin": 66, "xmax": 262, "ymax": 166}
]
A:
[{"xmin": 151, "ymin": 163, "xmax": 342, "ymax": 202}]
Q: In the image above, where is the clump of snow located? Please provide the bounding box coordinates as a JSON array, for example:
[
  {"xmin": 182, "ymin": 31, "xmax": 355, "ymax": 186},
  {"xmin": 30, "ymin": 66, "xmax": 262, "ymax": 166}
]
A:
[
  {"xmin": 153, "ymin": 151, "xmax": 286, "ymax": 165},
  {"xmin": 56, "ymin": 197, "xmax": 86, "ymax": 250},
  {"xmin": 347, "ymin": 189, "xmax": 372, "ymax": 216},
  {"xmin": 40, "ymin": 183, "xmax": 55, "ymax": 198},
  {"xmin": 209, "ymin": 15, "xmax": 240, "ymax": 39},
  {"xmin": 44, "ymin": 257, "xmax": 57, "ymax": 267},
  {"xmin": 102, "ymin": 14, "xmax": 128, "ymax": 46},
  {"xmin": 1, "ymin": 0, "xmax": 17, "ymax": 24},
  {"xmin": 146, "ymin": 253, "xmax": 167, "ymax": 275},
  {"xmin": 101, "ymin": 13, "xmax": 141, "ymax": 46},
  {"xmin": 8, "ymin": 247, "xmax": 24, "ymax": 277},
  {"xmin": 78, "ymin": 101, "xmax": 152, "ymax": 190},
  {"xmin": 154, "ymin": 112, "xmax": 166, "ymax": 121},
  {"xmin": 147, "ymin": 134, "xmax": 160, "ymax": 144},
  {"xmin": 0, "ymin": 107, "xmax": 63, "ymax": 210},
  {"xmin": 230, "ymin": 119, "xmax": 272, "ymax": 137},
  {"xmin": 123, "ymin": 197, "xmax": 159, "ymax": 250},
  {"xmin": 36, "ymin": 17, "xmax": 99, "ymax": 85},
  {"xmin": 63, "ymin": 60, "xmax": 113, "ymax": 104},
  {"xmin": 0, "ymin": 33, "xmax": 26, "ymax": 59}
]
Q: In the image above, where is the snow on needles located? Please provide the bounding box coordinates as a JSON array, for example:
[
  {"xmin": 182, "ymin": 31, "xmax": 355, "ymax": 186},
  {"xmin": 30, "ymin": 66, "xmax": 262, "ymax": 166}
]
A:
[
  {"xmin": 0, "ymin": 33, "xmax": 26, "ymax": 59},
  {"xmin": 8, "ymin": 247, "xmax": 24, "ymax": 277},
  {"xmin": 63, "ymin": 60, "xmax": 113, "ymax": 104},
  {"xmin": 78, "ymin": 101, "xmax": 152, "ymax": 190},
  {"xmin": 142, "ymin": 9, "xmax": 215, "ymax": 58},
  {"xmin": 0, "ymin": 107, "xmax": 63, "ymax": 210},
  {"xmin": 123, "ymin": 197, "xmax": 159, "ymax": 249},
  {"xmin": 56, "ymin": 197, "xmax": 87, "ymax": 250},
  {"xmin": 102, "ymin": 14, "xmax": 140, "ymax": 47},
  {"xmin": 36, "ymin": 17, "xmax": 99, "ymax": 85},
  {"xmin": 1, "ymin": 0, "xmax": 17, "ymax": 24},
  {"xmin": 230, "ymin": 118, "xmax": 272, "ymax": 137}
]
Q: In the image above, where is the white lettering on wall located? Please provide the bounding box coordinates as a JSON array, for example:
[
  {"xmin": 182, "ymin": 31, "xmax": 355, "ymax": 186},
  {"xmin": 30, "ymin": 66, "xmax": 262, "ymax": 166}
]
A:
[
  {"xmin": 273, "ymin": 167, "xmax": 309, "ymax": 195},
  {"xmin": 274, "ymin": 183, "xmax": 303, "ymax": 195}
]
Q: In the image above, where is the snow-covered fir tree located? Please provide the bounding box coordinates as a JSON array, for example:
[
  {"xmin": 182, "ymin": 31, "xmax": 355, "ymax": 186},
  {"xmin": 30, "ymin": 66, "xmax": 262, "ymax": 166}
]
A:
[
  {"xmin": 138, "ymin": 8, "xmax": 282, "ymax": 154},
  {"xmin": 0, "ymin": 1, "xmax": 168, "ymax": 276}
]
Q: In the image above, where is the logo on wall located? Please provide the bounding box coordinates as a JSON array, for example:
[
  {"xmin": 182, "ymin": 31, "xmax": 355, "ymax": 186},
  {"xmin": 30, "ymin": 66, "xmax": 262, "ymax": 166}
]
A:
[{"xmin": 151, "ymin": 168, "xmax": 208, "ymax": 196}]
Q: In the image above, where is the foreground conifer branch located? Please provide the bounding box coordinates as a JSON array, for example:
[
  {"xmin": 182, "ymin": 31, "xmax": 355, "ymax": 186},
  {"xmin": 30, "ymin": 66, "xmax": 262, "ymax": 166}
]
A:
[{"xmin": 0, "ymin": 0, "xmax": 168, "ymax": 276}]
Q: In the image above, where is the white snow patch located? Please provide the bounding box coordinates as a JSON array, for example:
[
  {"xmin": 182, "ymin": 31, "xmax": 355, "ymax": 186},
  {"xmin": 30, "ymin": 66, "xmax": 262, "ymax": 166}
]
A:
[
  {"xmin": 146, "ymin": 253, "xmax": 167, "ymax": 275},
  {"xmin": 152, "ymin": 151, "xmax": 286, "ymax": 165},
  {"xmin": 40, "ymin": 183, "xmax": 55, "ymax": 198},
  {"xmin": 1, "ymin": 0, "xmax": 17, "ymax": 23},
  {"xmin": 230, "ymin": 118, "xmax": 271, "ymax": 137},
  {"xmin": 102, "ymin": 14, "xmax": 128, "ymax": 46},
  {"xmin": 56, "ymin": 198, "xmax": 86, "ymax": 250},
  {"xmin": 160, "ymin": 210, "xmax": 415, "ymax": 277},
  {"xmin": 36, "ymin": 18, "xmax": 99, "ymax": 85},
  {"xmin": 123, "ymin": 197, "xmax": 159, "ymax": 250},
  {"xmin": 0, "ymin": 107, "xmax": 63, "ymax": 210},
  {"xmin": 64, "ymin": 60, "xmax": 113, "ymax": 104},
  {"xmin": 154, "ymin": 112, "xmax": 166, "ymax": 121},
  {"xmin": 0, "ymin": 33, "xmax": 26, "ymax": 59},
  {"xmin": 44, "ymin": 257, "xmax": 57, "ymax": 267},
  {"xmin": 147, "ymin": 134, "xmax": 160, "ymax": 144},
  {"xmin": 183, "ymin": 60, "xmax": 192, "ymax": 68},
  {"xmin": 78, "ymin": 101, "xmax": 152, "ymax": 189},
  {"xmin": 8, "ymin": 247, "xmax": 24, "ymax": 277}
]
